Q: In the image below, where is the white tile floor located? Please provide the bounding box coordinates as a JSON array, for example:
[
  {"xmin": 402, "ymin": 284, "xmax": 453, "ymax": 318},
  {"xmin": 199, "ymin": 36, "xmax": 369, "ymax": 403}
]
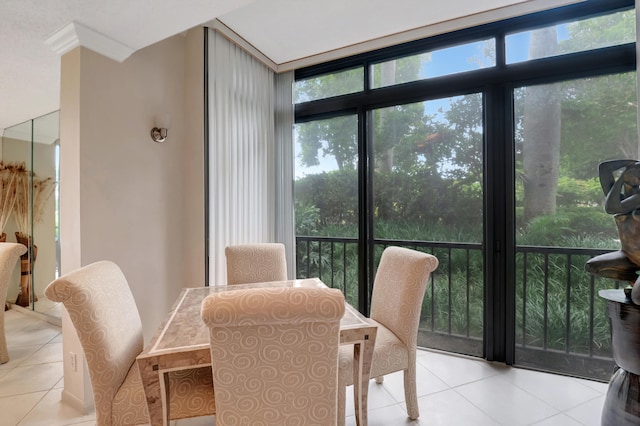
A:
[{"xmin": 0, "ymin": 307, "xmax": 609, "ymax": 426}]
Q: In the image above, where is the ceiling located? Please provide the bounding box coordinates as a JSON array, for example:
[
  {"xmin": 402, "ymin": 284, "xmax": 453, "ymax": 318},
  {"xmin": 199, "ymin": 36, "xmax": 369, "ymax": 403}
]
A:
[{"xmin": 0, "ymin": 0, "xmax": 583, "ymax": 133}]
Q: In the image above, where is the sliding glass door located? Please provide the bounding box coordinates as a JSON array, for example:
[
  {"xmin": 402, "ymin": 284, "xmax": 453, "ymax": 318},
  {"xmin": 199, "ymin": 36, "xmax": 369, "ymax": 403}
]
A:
[
  {"xmin": 294, "ymin": 114, "xmax": 360, "ymax": 307},
  {"xmin": 513, "ymin": 72, "xmax": 637, "ymax": 380},
  {"xmin": 371, "ymin": 95, "xmax": 484, "ymax": 356}
]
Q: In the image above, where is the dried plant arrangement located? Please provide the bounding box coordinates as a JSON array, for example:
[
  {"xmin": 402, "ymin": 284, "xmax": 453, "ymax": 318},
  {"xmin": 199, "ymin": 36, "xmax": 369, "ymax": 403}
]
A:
[
  {"xmin": 0, "ymin": 161, "xmax": 25, "ymax": 240},
  {"xmin": 13, "ymin": 168, "xmax": 55, "ymax": 239},
  {"xmin": 13, "ymin": 167, "xmax": 55, "ymax": 307},
  {"xmin": 0, "ymin": 162, "xmax": 24, "ymax": 311}
]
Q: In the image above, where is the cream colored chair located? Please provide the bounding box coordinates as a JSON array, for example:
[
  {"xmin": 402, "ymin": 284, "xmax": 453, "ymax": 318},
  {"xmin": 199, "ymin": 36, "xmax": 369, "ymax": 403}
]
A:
[
  {"xmin": 338, "ymin": 246, "xmax": 438, "ymax": 425},
  {"xmin": 201, "ymin": 286, "xmax": 345, "ymax": 426},
  {"xmin": 225, "ymin": 242, "xmax": 288, "ymax": 284},
  {"xmin": 0, "ymin": 242, "xmax": 28, "ymax": 364},
  {"xmin": 44, "ymin": 261, "xmax": 216, "ymax": 426}
]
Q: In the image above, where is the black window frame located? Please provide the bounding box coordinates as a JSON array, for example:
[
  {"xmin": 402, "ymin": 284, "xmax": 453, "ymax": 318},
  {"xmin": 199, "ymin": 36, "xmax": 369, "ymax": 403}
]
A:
[{"xmin": 293, "ymin": 0, "xmax": 636, "ymax": 363}]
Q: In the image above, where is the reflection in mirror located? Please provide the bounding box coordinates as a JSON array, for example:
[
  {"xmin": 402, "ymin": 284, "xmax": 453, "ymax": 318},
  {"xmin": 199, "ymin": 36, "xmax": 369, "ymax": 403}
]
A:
[{"xmin": 0, "ymin": 111, "xmax": 60, "ymax": 321}]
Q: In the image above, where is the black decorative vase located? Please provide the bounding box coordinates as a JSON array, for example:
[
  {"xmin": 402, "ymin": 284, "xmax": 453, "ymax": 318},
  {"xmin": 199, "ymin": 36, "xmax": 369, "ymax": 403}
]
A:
[{"xmin": 600, "ymin": 289, "xmax": 640, "ymax": 425}]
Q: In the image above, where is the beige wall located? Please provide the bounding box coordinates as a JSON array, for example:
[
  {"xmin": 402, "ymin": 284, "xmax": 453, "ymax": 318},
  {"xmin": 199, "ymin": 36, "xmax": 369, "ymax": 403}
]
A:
[
  {"xmin": 183, "ymin": 29, "xmax": 206, "ymax": 289},
  {"xmin": 58, "ymin": 28, "xmax": 205, "ymax": 410},
  {"xmin": 62, "ymin": 30, "xmax": 205, "ymax": 338}
]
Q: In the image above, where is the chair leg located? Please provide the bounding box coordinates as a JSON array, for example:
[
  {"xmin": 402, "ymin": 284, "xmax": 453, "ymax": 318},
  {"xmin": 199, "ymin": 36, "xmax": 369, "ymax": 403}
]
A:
[
  {"xmin": 0, "ymin": 346, "xmax": 7, "ymax": 364},
  {"xmin": 338, "ymin": 379, "xmax": 346, "ymax": 426},
  {"xmin": 404, "ymin": 365, "xmax": 419, "ymax": 420},
  {"xmin": 0, "ymin": 324, "xmax": 8, "ymax": 364}
]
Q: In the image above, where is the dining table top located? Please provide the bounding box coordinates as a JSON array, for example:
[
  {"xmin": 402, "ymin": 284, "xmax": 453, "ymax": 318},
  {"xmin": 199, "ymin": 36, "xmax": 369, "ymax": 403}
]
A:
[{"xmin": 141, "ymin": 277, "xmax": 371, "ymax": 356}]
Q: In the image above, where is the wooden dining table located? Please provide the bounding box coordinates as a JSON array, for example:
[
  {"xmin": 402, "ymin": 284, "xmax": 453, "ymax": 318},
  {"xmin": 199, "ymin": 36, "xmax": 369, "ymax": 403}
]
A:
[{"xmin": 136, "ymin": 278, "xmax": 378, "ymax": 426}]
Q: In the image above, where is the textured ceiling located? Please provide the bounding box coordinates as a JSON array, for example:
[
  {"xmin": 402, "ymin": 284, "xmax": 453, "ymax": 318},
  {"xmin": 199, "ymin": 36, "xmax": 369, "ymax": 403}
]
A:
[{"xmin": 0, "ymin": 0, "xmax": 582, "ymax": 132}]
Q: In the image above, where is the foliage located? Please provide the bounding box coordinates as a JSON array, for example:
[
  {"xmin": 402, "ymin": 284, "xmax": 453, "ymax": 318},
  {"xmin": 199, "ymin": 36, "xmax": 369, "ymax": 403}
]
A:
[
  {"xmin": 294, "ymin": 201, "xmax": 321, "ymax": 235},
  {"xmin": 514, "ymin": 251, "xmax": 613, "ymax": 357},
  {"xmin": 421, "ymin": 247, "xmax": 484, "ymax": 338},
  {"xmin": 556, "ymin": 175, "xmax": 602, "ymax": 207},
  {"xmin": 295, "ymin": 239, "xmax": 360, "ymax": 306},
  {"xmin": 560, "ymin": 10, "xmax": 635, "ymax": 52},
  {"xmin": 559, "ymin": 72, "xmax": 638, "ymax": 179},
  {"xmin": 296, "ymin": 115, "xmax": 359, "ymax": 171},
  {"xmin": 294, "ymin": 68, "xmax": 363, "ymax": 104},
  {"xmin": 294, "ymin": 170, "xmax": 358, "ymax": 228},
  {"xmin": 557, "ymin": 10, "xmax": 638, "ymax": 178},
  {"xmin": 517, "ymin": 207, "xmax": 617, "ymax": 246}
]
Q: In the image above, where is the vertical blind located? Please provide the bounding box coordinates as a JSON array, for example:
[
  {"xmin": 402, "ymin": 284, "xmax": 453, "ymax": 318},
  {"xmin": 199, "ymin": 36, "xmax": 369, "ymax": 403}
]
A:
[
  {"xmin": 207, "ymin": 30, "xmax": 294, "ymax": 284},
  {"xmin": 274, "ymin": 71, "xmax": 295, "ymax": 279}
]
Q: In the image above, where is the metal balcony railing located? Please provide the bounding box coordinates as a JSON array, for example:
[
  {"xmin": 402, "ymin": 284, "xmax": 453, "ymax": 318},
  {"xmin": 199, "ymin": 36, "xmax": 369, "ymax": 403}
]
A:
[{"xmin": 295, "ymin": 236, "xmax": 617, "ymax": 381}]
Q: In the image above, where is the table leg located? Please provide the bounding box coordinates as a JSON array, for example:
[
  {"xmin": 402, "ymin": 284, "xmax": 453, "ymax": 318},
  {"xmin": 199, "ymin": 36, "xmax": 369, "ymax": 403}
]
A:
[
  {"xmin": 352, "ymin": 331, "xmax": 376, "ymax": 426},
  {"xmin": 137, "ymin": 358, "xmax": 166, "ymax": 426},
  {"xmin": 352, "ymin": 342, "xmax": 365, "ymax": 426},
  {"xmin": 160, "ymin": 371, "xmax": 171, "ymax": 425}
]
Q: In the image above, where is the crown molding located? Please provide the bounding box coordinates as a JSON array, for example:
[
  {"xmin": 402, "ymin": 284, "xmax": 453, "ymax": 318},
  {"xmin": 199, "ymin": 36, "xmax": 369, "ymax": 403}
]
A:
[{"xmin": 45, "ymin": 21, "xmax": 135, "ymax": 63}]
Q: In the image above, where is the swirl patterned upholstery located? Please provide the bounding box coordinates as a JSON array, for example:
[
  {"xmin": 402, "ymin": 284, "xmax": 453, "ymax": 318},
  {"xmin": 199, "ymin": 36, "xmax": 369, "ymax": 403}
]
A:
[
  {"xmin": 337, "ymin": 246, "xmax": 438, "ymax": 425},
  {"xmin": 225, "ymin": 243, "xmax": 287, "ymax": 285},
  {"xmin": 0, "ymin": 242, "xmax": 28, "ymax": 364},
  {"xmin": 201, "ymin": 286, "xmax": 345, "ymax": 426},
  {"xmin": 44, "ymin": 260, "xmax": 216, "ymax": 425}
]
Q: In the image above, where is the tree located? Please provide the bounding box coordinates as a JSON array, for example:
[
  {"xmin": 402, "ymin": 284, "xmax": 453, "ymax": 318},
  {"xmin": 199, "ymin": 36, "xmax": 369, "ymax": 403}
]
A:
[
  {"xmin": 522, "ymin": 27, "xmax": 561, "ymax": 222},
  {"xmin": 297, "ymin": 115, "xmax": 358, "ymax": 171},
  {"xmin": 558, "ymin": 10, "xmax": 638, "ymax": 178},
  {"xmin": 296, "ymin": 56, "xmax": 423, "ymax": 172},
  {"xmin": 559, "ymin": 72, "xmax": 637, "ymax": 180},
  {"xmin": 521, "ymin": 10, "xmax": 637, "ymax": 221}
]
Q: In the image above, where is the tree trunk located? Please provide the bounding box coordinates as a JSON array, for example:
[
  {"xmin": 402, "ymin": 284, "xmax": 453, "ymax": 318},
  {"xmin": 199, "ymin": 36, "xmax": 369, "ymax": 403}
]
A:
[
  {"xmin": 376, "ymin": 61, "xmax": 397, "ymax": 221},
  {"xmin": 378, "ymin": 61, "xmax": 396, "ymax": 174},
  {"xmin": 523, "ymin": 27, "xmax": 561, "ymax": 222}
]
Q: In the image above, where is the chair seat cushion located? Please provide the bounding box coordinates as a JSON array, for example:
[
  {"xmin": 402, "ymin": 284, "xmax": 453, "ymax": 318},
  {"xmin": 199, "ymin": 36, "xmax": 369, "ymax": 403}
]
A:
[
  {"xmin": 112, "ymin": 362, "xmax": 216, "ymax": 425},
  {"xmin": 338, "ymin": 321, "xmax": 409, "ymax": 385},
  {"xmin": 168, "ymin": 366, "xmax": 216, "ymax": 419}
]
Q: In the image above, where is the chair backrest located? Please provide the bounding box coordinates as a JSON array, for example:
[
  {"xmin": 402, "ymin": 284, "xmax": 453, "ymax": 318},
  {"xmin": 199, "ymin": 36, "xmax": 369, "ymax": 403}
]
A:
[
  {"xmin": 201, "ymin": 286, "xmax": 344, "ymax": 426},
  {"xmin": 0, "ymin": 243, "xmax": 28, "ymax": 363},
  {"xmin": 44, "ymin": 261, "xmax": 143, "ymax": 426},
  {"xmin": 225, "ymin": 243, "xmax": 287, "ymax": 284},
  {"xmin": 0, "ymin": 243, "xmax": 27, "ymax": 304},
  {"xmin": 370, "ymin": 246, "xmax": 439, "ymax": 350}
]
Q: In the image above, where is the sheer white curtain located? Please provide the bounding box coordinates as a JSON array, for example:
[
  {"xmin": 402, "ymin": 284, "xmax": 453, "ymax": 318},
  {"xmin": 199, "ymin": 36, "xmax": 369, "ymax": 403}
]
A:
[
  {"xmin": 274, "ymin": 71, "xmax": 295, "ymax": 279},
  {"xmin": 207, "ymin": 30, "xmax": 294, "ymax": 285}
]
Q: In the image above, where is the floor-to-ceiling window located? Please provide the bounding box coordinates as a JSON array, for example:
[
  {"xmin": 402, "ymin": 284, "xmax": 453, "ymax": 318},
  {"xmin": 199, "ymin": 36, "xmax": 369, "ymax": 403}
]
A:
[
  {"xmin": 293, "ymin": 0, "xmax": 636, "ymax": 380},
  {"xmin": 512, "ymin": 73, "xmax": 638, "ymax": 378},
  {"xmin": 369, "ymin": 94, "xmax": 485, "ymax": 356},
  {"xmin": 294, "ymin": 114, "xmax": 360, "ymax": 305}
]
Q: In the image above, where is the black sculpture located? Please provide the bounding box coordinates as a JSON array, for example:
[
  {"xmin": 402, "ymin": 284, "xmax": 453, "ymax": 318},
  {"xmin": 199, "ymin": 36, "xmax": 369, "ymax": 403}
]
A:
[
  {"xmin": 590, "ymin": 160, "xmax": 640, "ymax": 424},
  {"xmin": 586, "ymin": 159, "xmax": 640, "ymax": 302}
]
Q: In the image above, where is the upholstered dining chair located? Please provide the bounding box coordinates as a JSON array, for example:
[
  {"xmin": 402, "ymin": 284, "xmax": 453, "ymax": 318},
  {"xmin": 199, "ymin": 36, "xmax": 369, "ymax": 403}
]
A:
[
  {"xmin": 201, "ymin": 286, "xmax": 345, "ymax": 426},
  {"xmin": 44, "ymin": 260, "xmax": 216, "ymax": 426},
  {"xmin": 337, "ymin": 246, "xmax": 438, "ymax": 425},
  {"xmin": 225, "ymin": 242, "xmax": 288, "ymax": 284},
  {"xmin": 0, "ymin": 242, "xmax": 28, "ymax": 364}
]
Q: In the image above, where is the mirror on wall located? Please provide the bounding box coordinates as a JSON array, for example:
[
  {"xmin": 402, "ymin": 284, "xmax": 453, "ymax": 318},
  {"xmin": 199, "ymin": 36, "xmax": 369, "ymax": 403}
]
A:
[{"xmin": 0, "ymin": 110, "xmax": 60, "ymax": 321}]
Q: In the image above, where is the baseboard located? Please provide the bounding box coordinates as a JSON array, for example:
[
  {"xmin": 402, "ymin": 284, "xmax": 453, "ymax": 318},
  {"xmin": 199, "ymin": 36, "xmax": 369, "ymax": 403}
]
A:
[
  {"xmin": 61, "ymin": 388, "xmax": 94, "ymax": 415},
  {"xmin": 8, "ymin": 303, "xmax": 62, "ymax": 327}
]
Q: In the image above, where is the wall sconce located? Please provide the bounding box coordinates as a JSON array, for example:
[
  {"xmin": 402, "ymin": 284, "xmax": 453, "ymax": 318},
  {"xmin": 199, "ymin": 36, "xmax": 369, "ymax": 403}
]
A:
[{"xmin": 150, "ymin": 113, "xmax": 171, "ymax": 143}]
